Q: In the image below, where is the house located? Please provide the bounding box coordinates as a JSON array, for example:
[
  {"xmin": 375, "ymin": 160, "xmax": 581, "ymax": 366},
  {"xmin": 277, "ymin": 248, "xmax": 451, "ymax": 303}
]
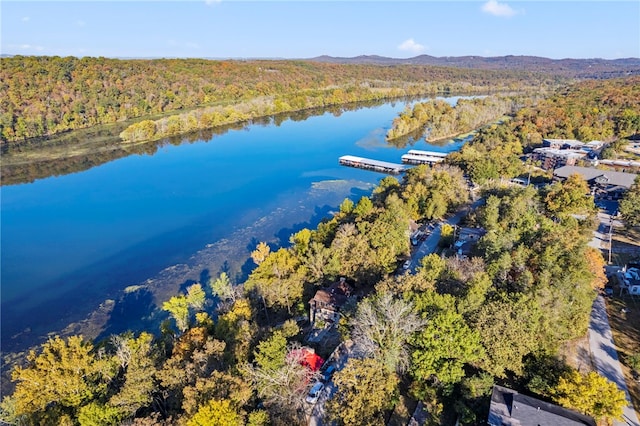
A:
[
  {"xmin": 454, "ymin": 227, "xmax": 486, "ymax": 256},
  {"xmin": 488, "ymin": 385, "xmax": 596, "ymax": 426},
  {"xmin": 457, "ymin": 227, "xmax": 486, "ymax": 242},
  {"xmin": 309, "ymin": 277, "xmax": 353, "ymax": 325},
  {"xmin": 553, "ymin": 165, "xmax": 637, "ymax": 199}
]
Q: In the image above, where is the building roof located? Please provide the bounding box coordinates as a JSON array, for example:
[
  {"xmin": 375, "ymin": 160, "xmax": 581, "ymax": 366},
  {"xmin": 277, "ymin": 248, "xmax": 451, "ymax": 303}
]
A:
[
  {"xmin": 488, "ymin": 385, "xmax": 596, "ymax": 426},
  {"xmin": 543, "ymin": 138, "xmax": 588, "ymax": 149},
  {"xmin": 310, "ymin": 278, "xmax": 352, "ymax": 310},
  {"xmin": 406, "ymin": 149, "xmax": 448, "ymax": 157},
  {"xmin": 533, "ymin": 147, "xmax": 587, "ymax": 159},
  {"xmin": 339, "ymin": 155, "xmax": 409, "ymax": 173},
  {"xmin": 289, "ymin": 347, "xmax": 325, "ymax": 371},
  {"xmin": 553, "ymin": 165, "xmax": 638, "ymax": 189},
  {"xmin": 458, "ymin": 227, "xmax": 487, "ymax": 240}
]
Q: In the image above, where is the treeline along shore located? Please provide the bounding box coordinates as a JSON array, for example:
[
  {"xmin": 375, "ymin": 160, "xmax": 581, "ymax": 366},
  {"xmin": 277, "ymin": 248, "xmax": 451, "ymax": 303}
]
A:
[{"xmin": 1, "ymin": 55, "xmax": 561, "ymax": 144}]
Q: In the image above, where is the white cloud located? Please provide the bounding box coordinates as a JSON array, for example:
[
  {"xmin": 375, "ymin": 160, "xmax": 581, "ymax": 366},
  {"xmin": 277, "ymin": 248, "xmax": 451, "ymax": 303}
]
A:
[
  {"xmin": 481, "ymin": 0, "xmax": 517, "ymax": 17},
  {"xmin": 398, "ymin": 38, "xmax": 426, "ymax": 54},
  {"xmin": 76, "ymin": 20, "xmax": 86, "ymax": 27},
  {"xmin": 205, "ymin": 0, "xmax": 222, "ymax": 5},
  {"xmin": 21, "ymin": 16, "xmax": 30, "ymax": 22}
]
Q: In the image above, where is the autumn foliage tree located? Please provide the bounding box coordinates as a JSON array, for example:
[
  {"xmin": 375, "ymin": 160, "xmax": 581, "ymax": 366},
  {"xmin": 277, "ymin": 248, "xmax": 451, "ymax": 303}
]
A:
[
  {"xmin": 327, "ymin": 358, "xmax": 399, "ymax": 426},
  {"xmin": 553, "ymin": 370, "xmax": 626, "ymax": 425},
  {"xmin": 2, "ymin": 336, "xmax": 118, "ymax": 425}
]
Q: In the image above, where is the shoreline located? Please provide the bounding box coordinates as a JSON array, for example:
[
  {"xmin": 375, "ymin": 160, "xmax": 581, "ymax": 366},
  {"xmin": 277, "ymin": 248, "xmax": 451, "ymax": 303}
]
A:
[{"xmin": 0, "ymin": 178, "xmax": 373, "ymax": 394}]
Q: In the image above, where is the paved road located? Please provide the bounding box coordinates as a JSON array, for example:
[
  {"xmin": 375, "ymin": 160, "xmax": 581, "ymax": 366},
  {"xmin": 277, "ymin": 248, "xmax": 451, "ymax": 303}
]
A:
[
  {"xmin": 589, "ymin": 295, "xmax": 640, "ymax": 426},
  {"xmin": 405, "ymin": 198, "xmax": 484, "ymax": 273}
]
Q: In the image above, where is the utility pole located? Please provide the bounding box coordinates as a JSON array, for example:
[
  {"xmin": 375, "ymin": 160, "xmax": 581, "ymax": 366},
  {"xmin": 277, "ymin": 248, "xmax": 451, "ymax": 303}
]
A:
[{"xmin": 608, "ymin": 215, "xmax": 614, "ymax": 264}]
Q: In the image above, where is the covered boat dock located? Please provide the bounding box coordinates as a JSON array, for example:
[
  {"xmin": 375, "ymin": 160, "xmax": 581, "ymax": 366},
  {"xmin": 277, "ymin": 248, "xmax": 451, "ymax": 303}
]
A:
[
  {"xmin": 401, "ymin": 150, "xmax": 448, "ymax": 165},
  {"xmin": 339, "ymin": 155, "xmax": 409, "ymax": 174}
]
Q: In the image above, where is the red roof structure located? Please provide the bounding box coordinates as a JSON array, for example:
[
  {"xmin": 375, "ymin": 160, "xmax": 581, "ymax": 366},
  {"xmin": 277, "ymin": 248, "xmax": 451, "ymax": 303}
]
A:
[{"xmin": 289, "ymin": 347, "xmax": 325, "ymax": 371}]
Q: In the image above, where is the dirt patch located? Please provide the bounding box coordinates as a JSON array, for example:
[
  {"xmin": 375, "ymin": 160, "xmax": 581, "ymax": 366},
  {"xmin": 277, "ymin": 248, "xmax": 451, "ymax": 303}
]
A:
[
  {"xmin": 605, "ymin": 294, "xmax": 640, "ymax": 414},
  {"xmin": 559, "ymin": 335, "xmax": 593, "ymax": 374}
]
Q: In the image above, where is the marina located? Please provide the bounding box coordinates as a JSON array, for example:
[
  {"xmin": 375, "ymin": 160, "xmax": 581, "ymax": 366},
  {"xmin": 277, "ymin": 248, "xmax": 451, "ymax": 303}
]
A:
[
  {"xmin": 338, "ymin": 155, "xmax": 409, "ymax": 174},
  {"xmin": 401, "ymin": 149, "xmax": 448, "ymax": 165}
]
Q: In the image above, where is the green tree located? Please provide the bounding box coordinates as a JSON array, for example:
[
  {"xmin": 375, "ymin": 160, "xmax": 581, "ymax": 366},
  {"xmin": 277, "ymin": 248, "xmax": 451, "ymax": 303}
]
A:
[
  {"xmin": 474, "ymin": 297, "xmax": 542, "ymax": 377},
  {"xmin": 411, "ymin": 308, "xmax": 484, "ymax": 388},
  {"xmin": 544, "ymin": 174, "xmax": 594, "ymax": 218},
  {"xmin": 162, "ymin": 283, "xmax": 207, "ymax": 333},
  {"xmin": 186, "ymin": 283, "xmax": 207, "ymax": 311},
  {"xmin": 187, "ymin": 399, "xmax": 244, "ymax": 426},
  {"xmin": 210, "ymin": 272, "xmax": 237, "ymax": 304},
  {"xmin": 8, "ymin": 335, "xmax": 117, "ymax": 424},
  {"xmin": 553, "ymin": 370, "xmax": 626, "ymax": 425},
  {"xmin": 181, "ymin": 371, "xmax": 252, "ymax": 418},
  {"xmin": 77, "ymin": 403, "xmax": 124, "ymax": 426},
  {"xmin": 245, "ymin": 248, "xmax": 306, "ymax": 314},
  {"xmin": 253, "ymin": 330, "xmax": 288, "ymax": 372},
  {"xmin": 109, "ymin": 332, "xmax": 158, "ymax": 418},
  {"xmin": 619, "ymin": 176, "xmax": 640, "ymax": 227},
  {"xmin": 327, "ymin": 358, "xmax": 399, "ymax": 426},
  {"xmin": 215, "ymin": 299, "xmax": 256, "ymax": 365},
  {"xmin": 163, "ymin": 295, "xmax": 191, "ymax": 332}
]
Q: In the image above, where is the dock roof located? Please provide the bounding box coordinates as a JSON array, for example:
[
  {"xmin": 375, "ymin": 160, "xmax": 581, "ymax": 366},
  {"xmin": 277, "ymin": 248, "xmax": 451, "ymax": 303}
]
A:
[
  {"xmin": 339, "ymin": 155, "xmax": 409, "ymax": 174},
  {"xmin": 407, "ymin": 150, "xmax": 448, "ymax": 157},
  {"xmin": 401, "ymin": 154, "xmax": 445, "ymax": 164}
]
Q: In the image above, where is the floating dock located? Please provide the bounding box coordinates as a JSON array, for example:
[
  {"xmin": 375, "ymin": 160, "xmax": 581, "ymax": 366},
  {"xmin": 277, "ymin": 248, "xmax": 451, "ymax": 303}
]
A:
[
  {"xmin": 339, "ymin": 155, "xmax": 409, "ymax": 174},
  {"xmin": 401, "ymin": 150, "xmax": 448, "ymax": 165}
]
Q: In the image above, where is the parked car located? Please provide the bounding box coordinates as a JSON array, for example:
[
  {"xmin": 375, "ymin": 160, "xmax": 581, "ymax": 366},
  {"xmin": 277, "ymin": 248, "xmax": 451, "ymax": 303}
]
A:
[
  {"xmin": 321, "ymin": 365, "xmax": 336, "ymax": 382},
  {"xmin": 306, "ymin": 381, "xmax": 324, "ymax": 404}
]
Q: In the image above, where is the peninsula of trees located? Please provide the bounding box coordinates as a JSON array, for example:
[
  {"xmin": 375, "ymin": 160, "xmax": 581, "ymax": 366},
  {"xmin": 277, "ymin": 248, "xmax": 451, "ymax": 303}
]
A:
[{"xmin": 2, "ymin": 76, "xmax": 638, "ymax": 426}]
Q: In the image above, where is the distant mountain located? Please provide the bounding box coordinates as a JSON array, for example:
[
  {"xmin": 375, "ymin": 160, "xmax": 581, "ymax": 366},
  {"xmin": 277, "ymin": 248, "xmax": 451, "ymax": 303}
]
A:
[{"xmin": 306, "ymin": 54, "xmax": 640, "ymax": 78}]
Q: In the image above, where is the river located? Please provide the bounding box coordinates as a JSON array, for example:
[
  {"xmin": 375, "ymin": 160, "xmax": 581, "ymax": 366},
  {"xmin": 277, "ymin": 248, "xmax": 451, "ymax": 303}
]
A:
[{"xmin": 0, "ymin": 96, "xmax": 471, "ymax": 355}]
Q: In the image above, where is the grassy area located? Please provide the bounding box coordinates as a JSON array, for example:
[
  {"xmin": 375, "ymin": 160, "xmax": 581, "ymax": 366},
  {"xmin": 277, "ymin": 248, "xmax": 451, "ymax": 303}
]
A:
[{"xmin": 606, "ymin": 294, "xmax": 640, "ymax": 414}]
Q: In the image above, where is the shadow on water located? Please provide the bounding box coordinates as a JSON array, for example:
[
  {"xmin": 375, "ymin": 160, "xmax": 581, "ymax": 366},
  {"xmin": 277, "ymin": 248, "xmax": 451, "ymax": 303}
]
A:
[
  {"xmin": 239, "ymin": 258, "xmax": 257, "ymax": 285},
  {"xmin": 179, "ymin": 279, "xmax": 200, "ymax": 295},
  {"xmin": 274, "ymin": 204, "xmax": 335, "ymax": 247},
  {"xmin": 199, "ymin": 269, "xmax": 211, "ymax": 288},
  {"xmin": 95, "ymin": 287, "xmax": 158, "ymax": 343}
]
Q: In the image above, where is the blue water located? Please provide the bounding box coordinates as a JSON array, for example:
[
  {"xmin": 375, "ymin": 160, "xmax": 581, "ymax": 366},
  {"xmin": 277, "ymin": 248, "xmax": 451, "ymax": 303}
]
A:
[{"xmin": 0, "ymin": 97, "xmax": 467, "ymax": 351}]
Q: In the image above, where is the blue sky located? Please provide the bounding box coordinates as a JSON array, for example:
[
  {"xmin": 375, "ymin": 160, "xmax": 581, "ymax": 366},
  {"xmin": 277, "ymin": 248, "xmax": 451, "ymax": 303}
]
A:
[{"xmin": 2, "ymin": 1, "xmax": 639, "ymax": 60}]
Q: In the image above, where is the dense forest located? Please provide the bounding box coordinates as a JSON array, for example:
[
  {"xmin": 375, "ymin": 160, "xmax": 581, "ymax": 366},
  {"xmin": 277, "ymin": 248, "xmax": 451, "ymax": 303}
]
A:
[
  {"xmin": 309, "ymin": 54, "xmax": 640, "ymax": 78},
  {"xmin": 385, "ymin": 95, "xmax": 521, "ymax": 141},
  {"xmin": 0, "ymin": 56, "xmax": 558, "ymax": 143}
]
